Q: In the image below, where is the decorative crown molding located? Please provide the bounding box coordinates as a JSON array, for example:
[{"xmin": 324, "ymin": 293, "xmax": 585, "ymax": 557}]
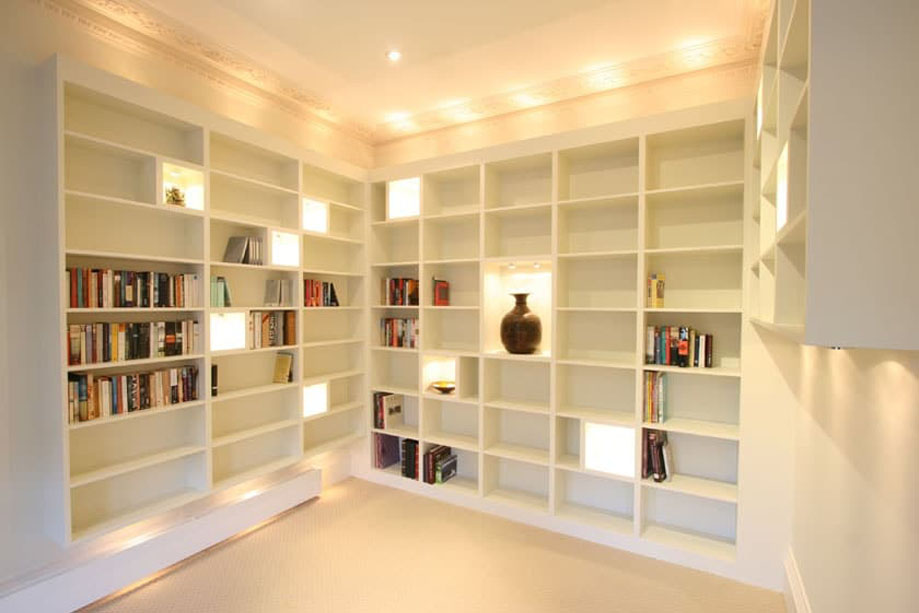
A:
[{"xmin": 33, "ymin": 0, "xmax": 769, "ymax": 146}]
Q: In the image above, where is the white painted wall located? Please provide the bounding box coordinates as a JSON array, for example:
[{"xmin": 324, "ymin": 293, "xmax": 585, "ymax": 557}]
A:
[{"xmin": 788, "ymin": 345, "xmax": 919, "ymax": 612}]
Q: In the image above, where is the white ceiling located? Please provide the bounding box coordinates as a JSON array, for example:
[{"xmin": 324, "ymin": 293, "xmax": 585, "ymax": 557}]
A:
[{"xmin": 107, "ymin": 0, "xmax": 767, "ymax": 142}]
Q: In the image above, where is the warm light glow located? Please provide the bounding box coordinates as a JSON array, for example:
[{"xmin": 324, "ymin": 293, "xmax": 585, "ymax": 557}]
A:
[
  {"xmin": 582, "ymin": 63, "xmax": 626, "ymax": 91},
  {"xmin": 387, "ymin": 49, "xmax": 402, "ymax": 62},
  {"xmin": 241, "ymin": 489, "xmax": 261, "ymax": 501},
  {"xmin": 678, "ymin": 37, "xmax": 712, "ymax": 69},
  {"xmin": 513, "ymin": 93, "xmax": 543, "ymax": 108},
  {"xmin": 386, "ymin": 177, "xmax": 421, "ymax": 220},
  {"xmin": 584, "ymin": 423, "xmax": 635, "ymax": 477},
  {"xmin": 303, "ymin": 382, "xmax": 329, "ymax": 418},
  {"xmin": 210, "ymin": 312, "xmax": 246, "ymax": 352},
  {"xmin": 776, "ymin": 143, "xmax": 789, "ymax": 231},
  {"xmin": 270, "ymin": 230, "xmax": 300, "ymax": 267},
  {"xmin": 447, "ymin": 106, "xmax": 482, "ymax": 123},
  {"xmin": 423, "ymin": 357, "xmax": 457, "ymax": 391},
  {"xmin": 301, "ymin": 198, "xmax": 329, "ymax": 234},
  {"xmin": 162, "ymin": 162, "xmax": 204, "ymax": 210}
]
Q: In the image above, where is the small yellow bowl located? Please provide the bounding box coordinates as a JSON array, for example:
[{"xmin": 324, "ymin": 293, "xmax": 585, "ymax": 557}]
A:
[{"xmin": 431, "ymin": 381, "xmax": 456, "ymax": 394}]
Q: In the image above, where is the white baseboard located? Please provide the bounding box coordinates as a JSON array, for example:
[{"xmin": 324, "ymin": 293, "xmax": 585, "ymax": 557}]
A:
[
  {"xmin": 783, "ymin": 547, "xmax": 812, "ymax": 613},
  {"xmin": 0, "ymin": 469, "xmax": 321, "ymax": 613}
]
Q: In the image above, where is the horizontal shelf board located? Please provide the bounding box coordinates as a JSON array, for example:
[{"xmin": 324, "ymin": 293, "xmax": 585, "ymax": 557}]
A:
[
  {"xmin": 371, "ymin": 217, "xmax": 419, "ymax": 227},
  {"xmin": 212, "ymin": 418, "xmax": 301, "ymax": 448},
  {"xmin": 422, "ymin": 257, "xmax": 479, "ymax": 265},
  {"xmin": 433, "ymin": 476, "xmax": 479, "ymax": 495},
  {"xmin": 65, "ymin": 190, "xmax": 203, "ymax": 218},
  {"xmin": 557, "ymin": 249, "xmax": 638, "ymax": 260},
  {"xmin": 483, "ymin": 255, "xmax": 552, "ymax": 265},
  {"xmin": 372, "ymin": 304, "xmax": 419, "ymax": 309},
  {"xmin": 209, "ymin": 210, "xmax": 290, "ymax": 231},
  {"xmin": 484, "ymin": 201, "xmax": 552, "ymax": 214},
  {"xmin": 67, "ymin": 353, "xmax": 205, "ymax": 373},
  {"xmin": 302, "ymin": 369, "xmax": 364, "ymax": 386},
  {"xmin": 302, "ymin": 400, "xmax": 363, "ymax": 423},
  {"xmin": 67, "ymin": 307, "xmax": 205, "ymax": 314},
  {"xmin": 556, "ymin": 357, "xmax": 636, "ymax": 370},
  {"xmin": 422, "ymin": 305, "xmax": 479, "ymax": 311},
  {"xmin": 483, "ymin": 399, "xmax": 549, "ymax": 415},
  {"xmin": 64, "ymin": 129, "xmax": 161, "ymax": 162},
  {"xmin": 644, "ymin": 417, "xmax": 739, "ymax": 441},
  {"xmin": 302, "ymin": 306, "xmax": 363, "ymax": 311},
  {"xmin": 303, "ymin": 432, "xmax": 364, "ymax": 459},
  {"xmin": 641, "ymin": 524, "xmax": 735, "ymax": 561},
  {"xmin": 555, "ymin": 503, "xmax": 633, "ymax": 535},
  {"xmin": 213, "ymin": 455, "xmax": 301, "ymax": 491},
  {"xmin": 373, "ymin": 424, "xmax": 419, "ymax": 438},
  {"xmin": 642, "ymin": 474, "xmax": 738, "ymax": 503},
  {"xmin": 300, "ymin": 268, "xmax": 365, "ymax": 277},
  {"xmin": 66, "ymin": 249, "xmax": 204, "ymax": 266},
  {"xmin": 556, "ymin": 307, "xmax": 637, "ymax": 313},
  {"xmin": 423, "ymin": 209, "xmax": 481, "ymax": 220},
  {"xmin": 643, "ymin": 364, "xmax": 740, "ymax": 378},
  {"xmin": 484, "ymin": 442, "xmax": 550, "ymax": 465},
  {"xmin": 645, "ymin": 245, "xmax": 743, "ymax": 256},
  {"xmin": 421, "ymin": 392, "xmax": 479, "ymax": 406},
  {"xmin": 482, "ymin": 350, "xmax": 551, "ymax": 362},
  {"xmin": 555, "ymin": 453, "xmax": 581, "ymax": 472},
  {"xmin": 70, "ymin": 445, "xmax": 205, "ymax": 488},
  {"xmin": 301, "ymin": 338, "xmax": 364, "ymax": 348},
  {"xmin": 210, "ymin": 345, "xmax": 298, "ymax": 358},
  {"xmin": 557, "ymin": 192, "xmax": 639, "ymax": 207},
  {"xmin": 558, "ymin": 463, "xmax": 636, "ymax": 485},
  {"xmin": 371, "ymin": 346, "xmax": 419, "ymax": 353},
  {"xmin": 371, "ymin": 261, "xmax": 420, "ymax": 268},
  {"xmin": 300, "ymin": 193, "xmax": 364, "ymax": 213},
  {"xmin": 211, "ymin": 382, "xmax": 299, "ymax": 403},
  {"xmin": 421, "ymin": 348, "xmax": 479, "ymax": 358},
  {"xmin": 370, "ymin": 384, "xmax": 418, "ymax": 397},
  {"xmin": 485, "ymin": 488, "xmax": 548, "ymax": 513},
  {"xmin": 68, "ymin": 400, "xmax": 205, "ymax": 431},
  {"xmin": 210, "ymin": 306, "xmax": 294, "ymax": 313},
  {"xmin": 210, "ymin": 261, "xmax": 300, "ymax": 273},
  {"xmin": 749, "ymin": 318, "xmax": 805, "ymax": 344},
  {"xmin": 644, "ymin": 307, "xmax": 742, "ymax": 314},
  {"xmin": 71, "ymin": 488, "xmax": 204, "ymax": 542},
  {"xmin": 423, "ymin": 431, "xmax": 479, "ymax": 452},
  {"xmin": 776, "ymin": 210, "xmax": 807, "ymax": 246},
  {"xmin": 556, "ymin": 407, "xmax": 635, "ymax": 427},
  {"xmin": 301, "ymin": 229, "xmax": 363, "ymax": 245},
  {"xmin": 209, "ymin": 168, "xmax": 299, "ymax": 196},
  {"xmin": 645, "ymin": 180, "xmax": 744, "ymax": 200}
]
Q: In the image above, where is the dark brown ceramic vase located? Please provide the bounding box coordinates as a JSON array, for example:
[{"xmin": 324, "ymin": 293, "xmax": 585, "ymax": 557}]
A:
[{"xmin": 500, "ymin": 293, "xmax": 541, "ymax": 354}]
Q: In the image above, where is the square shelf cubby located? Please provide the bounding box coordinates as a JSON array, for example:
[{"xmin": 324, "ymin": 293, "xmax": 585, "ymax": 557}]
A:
[
  {"xmin": 424, "ymin": 261, "xmax": 479, "ymax": 307},
  {"xmin": 303, "ymin": 341, "xmax": 363, "ymax": 380},
  {"xmin": 558, "ymin": 138, "xmax": 640, "ymax": 201},
  {"xmin": 483, "ymin": 406, "xmax": 550, "ymax": 465},
  {"xmin": 642, "ymin": 370, "xmax": 739, "ymax": 439},
  {"xmin": 433, "ymin": 447, "xmax": 479, "ymax": 495},
  {"xmin": 557, "ymin": 310, "xmax": 636, "ymax": 366},
  {"xmin": 211, "ymin": 385, "xmax": 300, "ymax": 446},
  {"xmin": 303, "ymin": 238, "xmax": 363, "ymax": 276},
  {"xmin": 210, "ymin": 171, "xmax": 299, "ymax": 229},
  {"xmin": 644, "ymin": 250, "xmax": 743, "ymax": 311},
  {"xmin": 423, "ymin": 308, "xmax": 478, "ymax": 353},
  {"xmin": 372, "ymin": 263, "xmax": 420, "ymax": 307},
  {"xmin": 211, "ymin": 349, "xmax": 299, "ymax": 397},
  {"xmin": 484, "ymin": 153, "xmax": 552, "ymax": 209},
  {"xmin": 483, "ymin": 260, "xmax": 552, "ymax": 357},
  {"xmin": 640, "ymin": 487, "xmax": 736, "ymax": 559},
  {"xmin": 423, "ymin": 165, "xmax": 481, "ymax": 217},
  {"xmin": 301, "ymin": 163, "xmax": 364, "ymax": 210},
  {"xmin": 372, "ymin": 219, "xmax": 419, "ymax": 264},
  {"xmin": 422, "ymin": 397, "xmax": 479, "ymax": 451},
  {"xmin": 557, "ymin": 196, "xmax": 638, "ymax": 255},
  {"xmin": 371, "ymin": 350, "xmax": 419, "ymax": 395},
  {"xmin": 373, "ymin": 391, "xmax": 420, "ymax": 438},
  {"xmin": 644, "ymin": 312, "xmax": 742, "ymax": 371},
  {"xmin": 301, "ymin": 307, "xmax": 363, "ymax": 345},
  {"xmin": 483, "ymin": 358, "xmax": 550, "ymax": 413},
  {"xmin": 484, "ymin": 206, "xmax": 551, "ymax": 258},
  {"xmin": 556, "ymin": 363, "xmax": 635, "ymax": 425},
  {"xmin": 557, "ymin": 254, "xmax": 637, "ymax": 310},
  {"xmin": 303, "ymin": 407, "xmax": 362, "ymax": 457},
  {"xmin": 209, "ymin": 132, "xmax": 299, "ymax": 192},
  {"xmin": 555, "ymin": 416, "xmax": 581, "ymax": 470},
  {"xmin": 645, "ymin": 183, "xmax": 743, "ymax": 251},
  {"xmin": 65, "ymin": 133, "xmax": 157, "ymax": 204},
  {"xmin": 422, "ymin": 354, "xmax": 479, "ymax": 401},
  {"xmin": 641, "ymin": 428, "xmax": 738, "ymax": 503},
  {"xmin": 555, "ymin": 470, "xmax": 634, "ymax": 534},
  {"xmin": 483, "ymin": 455, "xmax": 549, "ymax": 512},
  {"xmin": 423, "ymin": 213, "xmax": 479, "ymax": 261},
  {"xmin": 645, "ymin": 120, "xmax": 744, "ymax": 191},
  {"xmin": 303, "ymin": 271, "xmax": 365, "ymax": 309}
]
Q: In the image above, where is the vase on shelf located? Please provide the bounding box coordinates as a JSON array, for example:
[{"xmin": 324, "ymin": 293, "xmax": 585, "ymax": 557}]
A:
[{"xmin": 500, "ymin": 293, "xmax": 541, "ymax": 354}]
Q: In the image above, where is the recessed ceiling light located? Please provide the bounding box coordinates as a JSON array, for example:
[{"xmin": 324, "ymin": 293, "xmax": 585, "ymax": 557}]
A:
[{"xmin": 387, "ymin": 49, "xmax": 402, "ymax": 62}]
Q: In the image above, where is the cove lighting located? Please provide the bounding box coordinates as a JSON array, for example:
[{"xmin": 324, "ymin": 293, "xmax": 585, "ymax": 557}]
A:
[
  {"xmin": 387, "ymin": 49, "xmax": 402, "ymax": 62},
  {"xmin": 270, "ymin": 230, "xmax": 300, "ymax": 268},
  {"xmin": 162, "ymin": 162, "xmax": 204, "ymax": 210},
  {"xmin": 584, "ymin": 422, "xmax": 635, "ymax": 477},
  {"xmin": 386, "ymin": 177, "xmax": 421, "ymax": 220},
  {"xmin": 210, "ymin": 312, "xmax": 246, "ymax": 352},
  {"xmin": 303, "ymin": 382, "xmax": 329, "ymax": 418},
  {"xmin": 302, "ymin": 198, "xmax": 329, "ymax": 234}
]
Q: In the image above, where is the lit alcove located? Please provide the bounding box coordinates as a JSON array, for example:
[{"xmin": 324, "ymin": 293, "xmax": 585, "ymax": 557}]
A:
[
  {"xmin": 386, "ymin": 177, "xmax": 421, "ymax": 220},
  {"xmin": 161, "ymin": 161, "xmax": 205, "ymax": 210},
  {"xmin": 302, "ymin": 197, "xmax": 329, "ymax": 234},
  {"xmin": 270, "ymin": 230, "xmax": 300, "ymax": 268},
  {"xmin": 483, "ymin": 260, "xmax": 552, "ymax": 357},
  {"xmin": 422, "ymin": 355, "xmax": 478, "ymax": 400},
  {"xmin": 583, "ymin": 422, "xmax": 635, "ymax": 478},
  {"xmin": 302, "ymin": 382, "xmax": 329, "ymax": 418},
  {"xmin": 210, "ymin": 311, "xmax": 247, "ymax": 352}
]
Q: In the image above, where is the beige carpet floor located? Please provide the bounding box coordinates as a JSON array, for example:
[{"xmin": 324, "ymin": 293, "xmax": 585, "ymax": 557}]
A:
[{"xmin": 85, "ymin": 478, "xmax": 784, "ymax": 613}]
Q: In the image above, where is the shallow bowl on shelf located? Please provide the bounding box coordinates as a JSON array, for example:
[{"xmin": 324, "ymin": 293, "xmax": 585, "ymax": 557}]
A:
[{"xmin": 431, "ymin": 381, "xmax": 456, "ymax": 395}]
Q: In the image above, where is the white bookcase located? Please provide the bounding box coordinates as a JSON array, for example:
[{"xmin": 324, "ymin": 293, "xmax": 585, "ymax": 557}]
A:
[
  {"xmin": 55, "ymin": 74, "xmax": 367, "ymax": 542},
  {"xmin": 368, "ymin": 116, "xmax": 746, "ymax": 560}
]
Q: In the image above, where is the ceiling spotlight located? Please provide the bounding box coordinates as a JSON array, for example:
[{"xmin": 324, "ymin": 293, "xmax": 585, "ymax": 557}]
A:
[
  {"xmin": 533, "ymin": 262, "xmax": 541, "ymax": 269},
  {"xmin": 508, "ymin": 263, "xmax": 517, "ymax": 270},
  {"xmin": 387, "ymin": 49, "xmax": 402, "ymax": 62}
]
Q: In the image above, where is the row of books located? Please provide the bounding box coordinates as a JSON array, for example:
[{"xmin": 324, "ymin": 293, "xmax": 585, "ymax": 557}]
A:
[
  {"xmin": 265, "ymin": 279, "xmax": 294, "ymax": 307},
  {"xmin": 645, "ymin": 326, "xmax": 713, "ymax": 368},
  {"xmin": 67, "ymin": 320, "xmax": 200, "ymax": 366},
  {"xmin": 374, "ymin": 433, "xmax": 400, "ymax": 469},
  {"xmin": 67, "ymin": 268, "xmax": 200, "ymax": 309},
  {"xmin": 223, "ymin": 235, "xmax": 264, "ymax": 266},
  {"xmin": 380, "ymin": 318, "xmax": 418, "ymax": 348},
  {"xmin": 382, "ymin": 277, "xmax": 419, "ymax": 306},
  {"xmin": 646, "ymin": 273, "xmax": 665, "ymax": 308},
  {"xmin": 423, "ymin": 445, "xmax": 457, "ymax": 484},
  {"xmin": 372, "ymin": 391, "xmax": 403, "ymax": 429},
  {"xmin": 67, "ymin": 366, "xmax": 199, "ymax": 423},
  {"xmin": 210, "ymin": 276, "xmax": 232, "ymax": 307},
  {"xmin": 641, "ymin": 429, "xmax": 672, "ymax": 483},
  {"xmin": 248, "ymin": 311, "xmax": 296, "ymax": 349},
  {"xmin": 401, "ymin": 438, "xmax": 421, "ymax": 479},
  {"xmin": 644, "ymin": 372, "xmax": 667, "ymax": 423},
  {"xmin": 304, "ymin": 279, "xmax": 339, "ymax": 307}
]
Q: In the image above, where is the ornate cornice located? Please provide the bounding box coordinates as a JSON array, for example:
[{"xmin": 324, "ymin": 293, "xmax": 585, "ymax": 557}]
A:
[{"xmin": 33, "ymin": 0, "xmax": 768, "ymax": 146}]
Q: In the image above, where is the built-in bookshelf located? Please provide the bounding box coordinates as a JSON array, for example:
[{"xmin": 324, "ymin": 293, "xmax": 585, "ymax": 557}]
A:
[
  {"xmin": 56, "ymin": 79, "xmax": 366, "ymax": 541},
  {"xmin": 368, "ymin": 119, "xmax": 745, "ymax": 561}
]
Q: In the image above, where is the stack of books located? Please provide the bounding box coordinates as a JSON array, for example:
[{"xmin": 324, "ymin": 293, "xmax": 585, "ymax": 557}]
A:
[
  {"xmin": 645, "ymin": 326, "xmax": 713, "ymax": 368},
  {"xmin": 641, "ymin": 429, "xmax": 673, "ymax": 483},
  {"xmin": 210, "ymin": 276, "xmax": 232, "ymax": 307},
  {"xmin": 423, "ymin": 445, "xmax": 457, "ymax": 484},
  {"xmin": 373, "ymin": 432, "xmax": 400, "ymax": 470}
]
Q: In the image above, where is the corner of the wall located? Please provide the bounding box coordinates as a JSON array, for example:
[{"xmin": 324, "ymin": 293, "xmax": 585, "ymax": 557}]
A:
[{"xmin": 783, "ymin": 547, "xmax": 812, "ymax": 613}]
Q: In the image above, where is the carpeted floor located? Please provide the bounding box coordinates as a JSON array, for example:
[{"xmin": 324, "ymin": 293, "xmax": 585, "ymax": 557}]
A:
[{"xmin": 84, "ymin": 478, "xmax": 784, "ymax": 612}]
